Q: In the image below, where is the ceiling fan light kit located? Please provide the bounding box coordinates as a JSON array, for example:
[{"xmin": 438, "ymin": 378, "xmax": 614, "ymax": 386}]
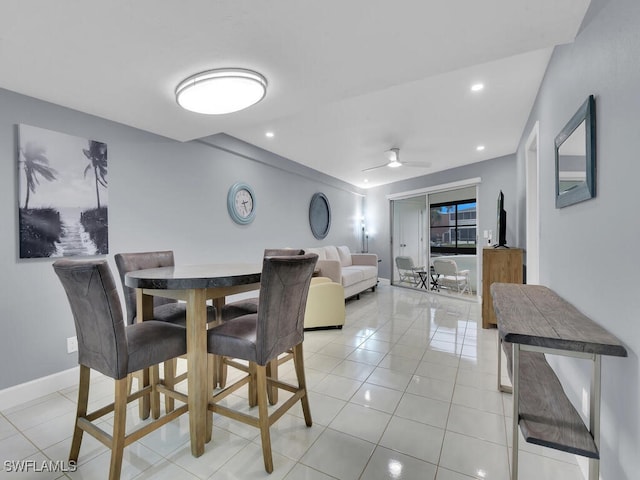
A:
[
  {"xmin": 175, "ymin": 68, "xmax": 267, "ymax": 115},
  {"xmin": 362, "ymin": 147, "xmax": 431, "ymax": 173},
  {"xmin": 386, "ymin": 148, "xmax": 402, "ymax": 167}
]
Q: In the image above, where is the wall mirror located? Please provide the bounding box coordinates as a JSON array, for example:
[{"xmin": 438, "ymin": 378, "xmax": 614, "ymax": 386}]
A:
[
  {"xmin": 555, "ymin": 95, "xmax": 596, "ymax": 208},
  {"xmin": 309, "ymin": 192, "xmax": 331, "ymax": 239}
]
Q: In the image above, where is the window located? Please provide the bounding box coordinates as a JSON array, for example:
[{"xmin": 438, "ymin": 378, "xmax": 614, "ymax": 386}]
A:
[{"xmin": 430, "ymin": 199, "xmax": 477, "ymax": 255}]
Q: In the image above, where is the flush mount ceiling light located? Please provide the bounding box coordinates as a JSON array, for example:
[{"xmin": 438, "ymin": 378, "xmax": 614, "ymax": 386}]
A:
[{"xmin": 175, "ymin": 68, "xmax": 267, "ymax": 114}]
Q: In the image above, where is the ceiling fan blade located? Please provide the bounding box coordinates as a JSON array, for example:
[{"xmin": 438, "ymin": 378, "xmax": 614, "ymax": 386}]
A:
[
  {"xmin": 402, "ymin": 162, "xmax": 432, "ymax": 169},
  {"xmin": 362, "ymin": 162, "xmax": 391, "ymax": 172}
]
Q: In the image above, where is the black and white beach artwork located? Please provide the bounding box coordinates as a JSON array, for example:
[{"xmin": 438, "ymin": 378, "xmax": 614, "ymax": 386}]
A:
[{"xmin": 18, "ymin": 124, "xmax": 108, "ymax": 258}]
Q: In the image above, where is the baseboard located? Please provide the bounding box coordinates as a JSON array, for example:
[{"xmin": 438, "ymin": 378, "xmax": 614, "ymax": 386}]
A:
[{"xmin": 0, "ymin": 366, "xmax": 80, "ymax": 411}]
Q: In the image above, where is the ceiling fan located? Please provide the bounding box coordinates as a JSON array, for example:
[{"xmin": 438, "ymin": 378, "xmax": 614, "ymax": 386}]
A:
[{"xmin": 362, "ymin": 148, "xmax": 431, "ymax": 172}]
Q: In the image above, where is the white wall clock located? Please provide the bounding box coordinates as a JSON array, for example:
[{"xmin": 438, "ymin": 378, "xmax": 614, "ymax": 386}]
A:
[{"xmin": 227, "ymin": 182, "xmax": 256, "ymax": 225}]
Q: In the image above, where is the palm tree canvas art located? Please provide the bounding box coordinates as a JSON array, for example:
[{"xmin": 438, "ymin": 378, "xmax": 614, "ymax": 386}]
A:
[{"xmin": 18, "ymin": 124, "xmax": 108, "ymax": 258}]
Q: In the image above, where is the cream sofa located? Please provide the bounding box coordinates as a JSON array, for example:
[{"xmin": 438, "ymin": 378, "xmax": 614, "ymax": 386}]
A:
[
  {"xmin": 304, "ymin": 277, "xmax": 346, "ymax": 329},
  {"xmin": 304, "ymin": 245, "xmax": 378, "ymax": 299}
]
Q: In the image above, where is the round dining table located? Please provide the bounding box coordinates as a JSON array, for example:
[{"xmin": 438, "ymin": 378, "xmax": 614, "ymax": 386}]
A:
[{"xmin": 125, "ymin": 263, "xmax": 261, "ymax": 457}]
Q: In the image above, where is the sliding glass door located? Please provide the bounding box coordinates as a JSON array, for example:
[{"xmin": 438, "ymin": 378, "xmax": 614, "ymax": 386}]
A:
[
  {"xmin": 388, "ymin": 181, "xmax": 480, "ymax": 296},
  {"xmin": 391, "ymin": 196, "xmax": 426, "ymax": 284}
]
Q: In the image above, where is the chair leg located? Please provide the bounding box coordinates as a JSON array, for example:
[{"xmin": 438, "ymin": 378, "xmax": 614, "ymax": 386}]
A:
[
  {"xmin": 266, "ymin": 359, "xmax": 278, "ymax": 405},
  {"xmin": 150, "ymin": 365, "xmax": 161, "ymax": 420},
  {"xmin": 248, "ymin": 363, "xmax": 258, "ymax": 408},
  {"xmin": 255, "ymin": 365, "xmax": 273, "ymax": 473},
  {"xmin": 206, "ymin": 354, "xmax": 214, "ymax": 443},
  {"xmin": 140, "ymin": 367, "xmax": 153, "ymax": 420},
  {"xmin": 136, "ymin": 369, "xmax": 150, "ymax": 420},
  {"xmin": 163, "ymin": 359, "xmax": 176, "ymax": 414},
  {"xmin": 109, "ymin": 378, "xmax": 128, "ymax": 480},
  {"xmin": 217, "ymin": 355, "xmax": 228, "ymax": 388},
  {"xmin": 69, "ymin": 365, "xmax": 90, "ymax": 464},
  {"xmin": 293, "ymin": 344, "xmax": 312, "ymax": 426}
]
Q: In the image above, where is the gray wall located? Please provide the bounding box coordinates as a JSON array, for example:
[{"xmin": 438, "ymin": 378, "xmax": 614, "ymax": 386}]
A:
[
  {"xmin": 366, "ymin": 154, "xmax": 517, "ymax": 280},
  {"xmin": 1, "ymin": 89, "xmax": 364, "ymax": 389},
  {"xmin": 514, "ymin": 0, "xmax": 639, "ymax": 477}
]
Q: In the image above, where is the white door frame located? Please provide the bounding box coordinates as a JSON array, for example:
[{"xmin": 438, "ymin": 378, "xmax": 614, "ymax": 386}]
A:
[{"xmin": 525, "ymin": 121, "xmax": 540, "ymax": 285}]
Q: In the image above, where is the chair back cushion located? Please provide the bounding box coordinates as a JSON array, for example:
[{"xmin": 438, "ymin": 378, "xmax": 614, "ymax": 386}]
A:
[
  {"xmin": 114, "ymin": 251, "xmax": 176, "ymax": 324},
  {"xmin": 264, "ymin": 248, "xmax": 305, "ymax": 257},
  {"xmin": 53, "ymin": 259, "xmax": 128, "ymax": 379},
  {"xmin": 256, "ymin": 252, "xmax": 318, "ymax": 364}
]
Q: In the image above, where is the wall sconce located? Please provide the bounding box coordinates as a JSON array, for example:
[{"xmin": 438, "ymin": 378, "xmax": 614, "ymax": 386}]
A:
[{"xmin": 361, "ymin": 217, "xmax": 369, "ymax": 253}]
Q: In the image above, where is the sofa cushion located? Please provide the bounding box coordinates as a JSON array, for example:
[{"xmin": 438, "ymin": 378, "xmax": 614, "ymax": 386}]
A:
[
  {"xmin": 305, "ymin": 247, "xmax": 326, "ymax": 260},
  {"xmin": 349, "ymin": 265, "xmax": 377, "ymax": 281},
  {"xmin": 341, "ymin": 267, "xmax": 364, "ymax": 287},
  {"xmin": 324, "ymin": 246, "xmax": 340, "ymax": 262},
  {"xmin": 337, "ymin": 246, "xmax": 352, "ymax": 267}
]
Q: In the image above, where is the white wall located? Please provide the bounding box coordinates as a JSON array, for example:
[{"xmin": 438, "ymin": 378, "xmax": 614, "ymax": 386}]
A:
[
  {"xmin": 0, "ymin": 89, "xmax": 364, "ymax": 390},
  {"xmin": 515, "ymin": 0, "xmax": 639, "ymax": 477}
]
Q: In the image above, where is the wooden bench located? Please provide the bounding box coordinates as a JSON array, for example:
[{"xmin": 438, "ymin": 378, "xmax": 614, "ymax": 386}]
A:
[{"xmin": 491, "ymin": 283, "xmax": 627, "ymax": 480}]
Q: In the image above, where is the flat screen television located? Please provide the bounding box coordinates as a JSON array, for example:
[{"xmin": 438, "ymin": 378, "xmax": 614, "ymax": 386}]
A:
[{"xmin": 495, "ymin": 190, "xmax": 507, "ymax": 247}]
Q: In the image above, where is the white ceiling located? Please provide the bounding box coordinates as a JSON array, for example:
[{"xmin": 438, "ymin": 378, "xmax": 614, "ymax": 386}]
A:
[{"xmin": 0, "ymin": 1, "xmax": 591, "ymax": 188}]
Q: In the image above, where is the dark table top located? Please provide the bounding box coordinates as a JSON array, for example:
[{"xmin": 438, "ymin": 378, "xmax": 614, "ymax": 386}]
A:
[{"xmin": 125, "ymin": 263, "xmax": 262, "ymax": 290}]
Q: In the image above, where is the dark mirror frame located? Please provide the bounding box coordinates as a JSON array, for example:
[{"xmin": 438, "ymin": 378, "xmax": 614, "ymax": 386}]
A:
[
  {"xmin": 555, "ymin": 94, "xmax": 596, "ymax": 208},
  {"xmin": 309, "ymin": 192, "xmax": 331, "ymax": 240}
]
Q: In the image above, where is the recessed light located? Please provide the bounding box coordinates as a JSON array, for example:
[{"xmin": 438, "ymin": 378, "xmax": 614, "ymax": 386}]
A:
[
  {"xmin": 476, "ymin": 145, "xmax": 485, "ymax": 151},
  {"xmin": 364, "ymin": 178, "xmax": 369, "ymax": 183},
  {"xmin": 471, "ymin": 83, "xmax": 484, "ymax": 92},
  {"xmin": 265, "ymin": 131, "xmax": 274, "ymax": 138}
]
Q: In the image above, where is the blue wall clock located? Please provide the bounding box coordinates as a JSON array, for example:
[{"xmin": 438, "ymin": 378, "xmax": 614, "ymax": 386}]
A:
[{"xmin": 227, "ymin": 182, "xmax": 256, "ymax": 225}]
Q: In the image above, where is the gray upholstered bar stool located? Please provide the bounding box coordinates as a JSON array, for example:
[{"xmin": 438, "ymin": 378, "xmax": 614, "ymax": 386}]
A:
[
  {"xmin": 219, "ymin": 249, "xmax": 303, "ymax": 322},
  {"xmin": 206, "ymin": 251, "xmax": 317, "ymax": 473},
  {"xmin": 115, "ymin": 251, "xmax": 218, "ymax": 327},
  {"xmin": 218, "ymin": 249, "xmax": 304, "ymax": 400},
  {"xmin": 115, "ymin": 250, "xmax": 217, "ymax": 414},
  {"xmin": 53, "ymin": 259, "xmax": 188, "ymax": 480}
]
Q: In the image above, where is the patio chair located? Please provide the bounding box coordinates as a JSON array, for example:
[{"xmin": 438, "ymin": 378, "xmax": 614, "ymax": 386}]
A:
[
  {"xmin": 432, "ymin": 258, "xmax": 471, "ymax": 295},
  {"xmin": 395, "ymin": 256, "xmax": 425, "ymax": 286}
]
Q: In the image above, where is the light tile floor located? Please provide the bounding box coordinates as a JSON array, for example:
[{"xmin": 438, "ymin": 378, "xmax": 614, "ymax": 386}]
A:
[{"xmin": 0, "ymin": 285, "xmax": 585, "ymax": 480}]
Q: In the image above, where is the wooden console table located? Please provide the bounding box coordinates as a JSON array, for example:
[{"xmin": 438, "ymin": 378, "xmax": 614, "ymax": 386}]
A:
[{"xmin": 491, "ymin": 283, "xmax": 627, "ymax": 480}]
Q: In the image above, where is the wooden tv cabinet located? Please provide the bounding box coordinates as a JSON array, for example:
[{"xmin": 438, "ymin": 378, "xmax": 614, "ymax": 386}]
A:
[{"xmin": 481, "ymin": 247, "xmax": 523, "ymax": 328}]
